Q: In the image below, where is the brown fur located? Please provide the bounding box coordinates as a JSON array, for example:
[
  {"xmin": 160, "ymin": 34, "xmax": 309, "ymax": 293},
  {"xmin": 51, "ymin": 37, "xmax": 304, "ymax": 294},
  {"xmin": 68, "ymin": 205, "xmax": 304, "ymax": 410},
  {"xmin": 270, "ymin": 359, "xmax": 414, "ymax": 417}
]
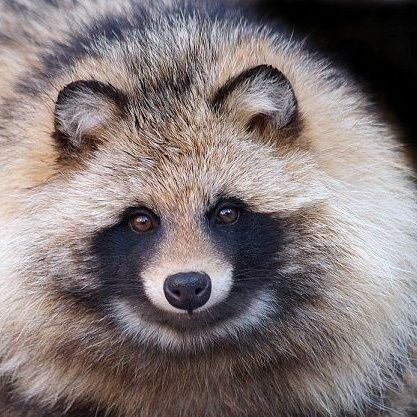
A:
[{"xmin": 1, "ymin": 1, "xmax": 417, "ymax": 416}]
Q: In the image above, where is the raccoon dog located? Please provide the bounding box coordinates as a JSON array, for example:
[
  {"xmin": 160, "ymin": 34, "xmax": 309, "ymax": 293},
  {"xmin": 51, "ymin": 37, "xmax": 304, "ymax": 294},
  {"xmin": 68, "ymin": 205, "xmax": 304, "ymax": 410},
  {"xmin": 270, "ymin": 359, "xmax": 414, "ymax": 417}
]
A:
[{"xmin": 0, "ymin": 1, "xmax": 416, "ymax": 416}]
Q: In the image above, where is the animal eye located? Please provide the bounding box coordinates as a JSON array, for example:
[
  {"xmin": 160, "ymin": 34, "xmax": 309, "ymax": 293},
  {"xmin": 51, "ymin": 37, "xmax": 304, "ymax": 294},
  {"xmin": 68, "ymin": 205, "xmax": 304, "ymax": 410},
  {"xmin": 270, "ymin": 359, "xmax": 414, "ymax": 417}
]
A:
[
  {"xmin": 129, "ymin": 210, "xmax": 158, "ymax": 233},
  {"xmin": 216, "ymin": 206, "xmax": 240, "ymax": 225}
]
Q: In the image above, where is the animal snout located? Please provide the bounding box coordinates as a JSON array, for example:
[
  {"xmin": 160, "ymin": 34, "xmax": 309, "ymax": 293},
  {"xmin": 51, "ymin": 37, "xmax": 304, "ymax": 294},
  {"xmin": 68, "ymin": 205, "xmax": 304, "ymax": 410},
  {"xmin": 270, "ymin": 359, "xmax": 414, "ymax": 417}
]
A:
[{"xmin": 163, "ymin": 272, "xmax": 212, "ymax": 312}]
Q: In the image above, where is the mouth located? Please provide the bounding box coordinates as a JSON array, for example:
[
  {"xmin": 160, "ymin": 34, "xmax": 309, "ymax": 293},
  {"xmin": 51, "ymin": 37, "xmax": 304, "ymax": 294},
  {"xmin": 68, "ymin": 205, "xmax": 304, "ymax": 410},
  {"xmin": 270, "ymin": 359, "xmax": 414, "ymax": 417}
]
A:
[
  {"xmin": 111, "ymin": 289, "xmax": 276, "ymax": 352},
  {"xmin": 131, "ymin": 297, "xmax": 240, "ymax": 332}
]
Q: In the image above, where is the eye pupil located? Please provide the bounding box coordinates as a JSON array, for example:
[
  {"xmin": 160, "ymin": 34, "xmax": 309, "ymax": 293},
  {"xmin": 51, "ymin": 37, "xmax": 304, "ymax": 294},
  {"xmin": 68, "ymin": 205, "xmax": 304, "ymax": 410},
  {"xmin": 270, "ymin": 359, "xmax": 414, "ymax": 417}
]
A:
[
  {"xmin": 216, "ymin": 207, "xmax": 239, "ymax": 225},
  {"xmin": 130, "ymin": 211, "xmax": 156, "ymax": 233}
]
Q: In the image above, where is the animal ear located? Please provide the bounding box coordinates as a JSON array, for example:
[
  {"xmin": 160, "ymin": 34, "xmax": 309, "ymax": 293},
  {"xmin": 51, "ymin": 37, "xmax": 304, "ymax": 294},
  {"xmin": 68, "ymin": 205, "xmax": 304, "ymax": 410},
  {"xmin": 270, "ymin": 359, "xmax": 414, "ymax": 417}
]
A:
[
  {"xmin": 54, "ymin": 80, "xmax": 126, "ymax": 154},
  {"xmin": 212, "ymin": 65, "xmax": 298, "ymax": 136}
]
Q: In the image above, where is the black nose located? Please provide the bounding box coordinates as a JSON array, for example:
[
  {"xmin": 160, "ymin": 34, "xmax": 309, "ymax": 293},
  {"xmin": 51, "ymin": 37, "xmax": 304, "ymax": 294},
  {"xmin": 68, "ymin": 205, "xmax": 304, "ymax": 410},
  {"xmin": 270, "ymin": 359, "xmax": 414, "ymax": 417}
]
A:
[{"xmin": 163, "ymin": 272, "xmax": 212, "ymax": 312}]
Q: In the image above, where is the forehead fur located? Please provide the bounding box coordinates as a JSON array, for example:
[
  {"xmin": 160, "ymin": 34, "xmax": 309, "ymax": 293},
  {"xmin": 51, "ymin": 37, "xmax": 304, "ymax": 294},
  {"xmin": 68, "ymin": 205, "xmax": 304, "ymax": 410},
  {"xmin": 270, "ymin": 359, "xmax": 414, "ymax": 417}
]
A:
[
  {"xmin": 0, "ymin": 0, "xmax": 367, "ymax": 203},
  {"xmin": 44, "ymin": 140, "xmax": 324, "ymax": 237}
]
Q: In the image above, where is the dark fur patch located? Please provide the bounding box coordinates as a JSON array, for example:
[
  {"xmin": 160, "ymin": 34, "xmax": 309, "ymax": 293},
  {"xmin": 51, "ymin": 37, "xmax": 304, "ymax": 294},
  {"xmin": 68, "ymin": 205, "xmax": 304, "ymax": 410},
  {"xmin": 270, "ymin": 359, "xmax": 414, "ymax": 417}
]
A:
[
  {"xmin": 64, "ymin": 198, "xmax": 323, "ymax": 349},
  {"xmin": 207, "ymin": 199, "xmax": 322, "ymax": 318},
  {"xmin": 64, "ymin": 208, "xmax": 161, "ymax": 313}
]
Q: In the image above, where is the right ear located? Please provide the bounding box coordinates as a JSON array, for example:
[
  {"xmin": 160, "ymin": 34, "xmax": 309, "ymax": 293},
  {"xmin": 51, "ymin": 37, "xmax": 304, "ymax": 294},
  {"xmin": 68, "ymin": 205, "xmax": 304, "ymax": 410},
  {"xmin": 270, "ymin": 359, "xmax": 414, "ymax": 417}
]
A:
[
  {"xmin": 53, "ymin": 80, "xmax": 127, "ymax": 155},
  {"xmin": 212, "ymin": 65, "xmax": 298, "ymax": 137}
]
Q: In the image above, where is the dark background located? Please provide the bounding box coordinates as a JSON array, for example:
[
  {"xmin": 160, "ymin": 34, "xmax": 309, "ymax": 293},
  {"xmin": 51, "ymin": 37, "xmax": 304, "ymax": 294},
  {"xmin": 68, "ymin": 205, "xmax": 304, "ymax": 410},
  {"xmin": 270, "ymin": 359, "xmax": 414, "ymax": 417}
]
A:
[{"xmin": 253, "ymin": 0, "xmax": 417, "ymax": 163}]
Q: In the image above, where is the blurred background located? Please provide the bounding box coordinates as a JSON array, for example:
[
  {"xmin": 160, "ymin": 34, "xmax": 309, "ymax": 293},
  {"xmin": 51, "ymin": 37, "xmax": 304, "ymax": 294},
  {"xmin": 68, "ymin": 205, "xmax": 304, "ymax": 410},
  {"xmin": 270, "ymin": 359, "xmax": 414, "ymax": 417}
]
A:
[{"xmin": 251, "ymin": 0, "xmax": 417, "ymax": 164}]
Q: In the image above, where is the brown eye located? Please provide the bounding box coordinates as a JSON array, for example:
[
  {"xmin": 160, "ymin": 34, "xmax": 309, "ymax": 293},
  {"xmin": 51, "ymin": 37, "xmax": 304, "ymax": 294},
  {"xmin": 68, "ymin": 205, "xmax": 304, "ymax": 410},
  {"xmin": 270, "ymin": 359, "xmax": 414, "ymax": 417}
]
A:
[
  {"xmin": 216, "ymin": 206, "xmax": 240, "ymax": 225},
  {"xmin": 129, "ymin": 211, "xmax": 157, "ymax": 233}
]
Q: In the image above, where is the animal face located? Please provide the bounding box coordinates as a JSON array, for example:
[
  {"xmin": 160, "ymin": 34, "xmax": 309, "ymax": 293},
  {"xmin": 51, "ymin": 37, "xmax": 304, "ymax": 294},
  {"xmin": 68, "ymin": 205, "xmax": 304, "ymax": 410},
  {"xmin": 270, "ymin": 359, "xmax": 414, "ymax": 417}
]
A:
[
  {"xmin": 26, "ymin": 63, "xmax": 334, "ymax": 351},
  {"xmin": 47, "ymin": 134, "xmax": 325, "ymax": 351}
]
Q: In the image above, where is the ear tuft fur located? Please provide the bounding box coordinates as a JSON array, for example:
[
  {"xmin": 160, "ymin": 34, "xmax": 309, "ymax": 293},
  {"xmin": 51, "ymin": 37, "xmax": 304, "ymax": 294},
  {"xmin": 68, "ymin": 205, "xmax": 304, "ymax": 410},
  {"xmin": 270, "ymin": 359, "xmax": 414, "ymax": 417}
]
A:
[
  {"xmin": 54, "ymin": 80, "xmax": 127, "ymax": 154},
  {"xmin": 212, "ymin": 65, "xmax": 298, "ymax": 135}
]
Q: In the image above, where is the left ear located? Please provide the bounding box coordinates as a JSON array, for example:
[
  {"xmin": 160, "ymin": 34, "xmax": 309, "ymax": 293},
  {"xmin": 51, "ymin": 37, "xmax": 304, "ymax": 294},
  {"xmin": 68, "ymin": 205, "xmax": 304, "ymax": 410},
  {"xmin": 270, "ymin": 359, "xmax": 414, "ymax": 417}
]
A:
[
  {"xmin": 212, "ymin": 64, "xmax": 298, "ymax": 135},
  {"xmin": 53, "ymin": 80, "xmax": 127, "ymax": 156}
]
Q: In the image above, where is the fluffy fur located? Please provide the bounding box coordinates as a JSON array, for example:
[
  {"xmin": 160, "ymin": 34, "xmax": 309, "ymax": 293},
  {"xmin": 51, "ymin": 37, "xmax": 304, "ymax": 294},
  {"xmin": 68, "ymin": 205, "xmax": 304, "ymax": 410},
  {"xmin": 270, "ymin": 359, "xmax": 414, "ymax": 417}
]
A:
[{"xmin": 1, "ymin": 1, "xmax": 417, "ymax": 416}]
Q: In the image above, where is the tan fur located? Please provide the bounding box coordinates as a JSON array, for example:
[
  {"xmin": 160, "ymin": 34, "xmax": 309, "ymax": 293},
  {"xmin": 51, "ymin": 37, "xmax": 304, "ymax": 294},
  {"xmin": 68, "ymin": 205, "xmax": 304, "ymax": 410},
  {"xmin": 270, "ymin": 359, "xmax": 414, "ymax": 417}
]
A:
[{"xmin": 1, "ymin": 1, "xmax": 417, "ymax": 416}]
